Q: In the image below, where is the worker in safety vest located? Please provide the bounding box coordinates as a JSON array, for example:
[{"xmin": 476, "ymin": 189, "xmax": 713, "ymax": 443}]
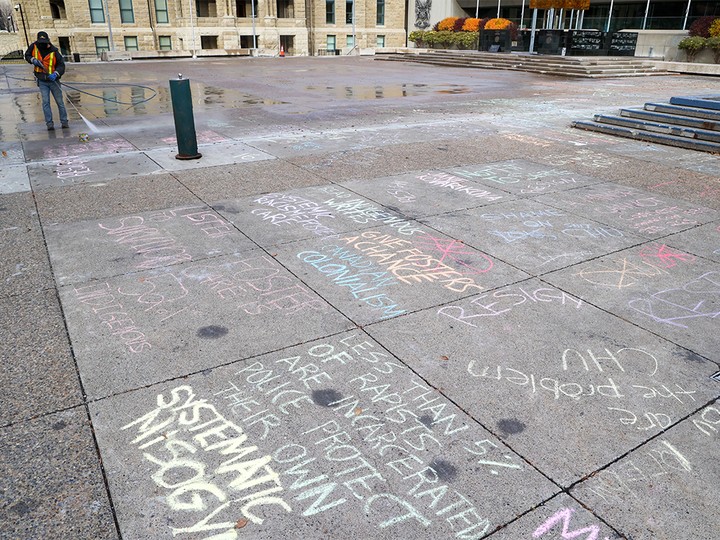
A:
[{"xmin": 24, "ymin": 31, "xmax": 69, "ymax": 131}]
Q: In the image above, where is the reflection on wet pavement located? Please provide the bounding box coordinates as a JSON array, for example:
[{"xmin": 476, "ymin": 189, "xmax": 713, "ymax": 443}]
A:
[{"xmin": 305, "ymin": 83, "xmax": 471, "ymax": 99}]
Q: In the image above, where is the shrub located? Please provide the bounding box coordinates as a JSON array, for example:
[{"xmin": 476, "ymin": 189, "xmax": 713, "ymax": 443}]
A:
[
  {"xmin": 706, "ymin": 36, "xmax": 720, "ymax": 63},
  {"xmin": 485, "ymin": 18, "xmax": 512, "ymax": 30},
  {"xmin": 462, "ymin": 18, "xmax": 482, "ymax": 32},
  {"xmin": 423, "ymin": 31, "xmax": 455, "ymax": 48},
  {"xmin": 437, "ymin": 17, "xmax": 458, "ymax": 31},
  {"xmin": 678, "ymin": 36, "xmax": 706, "ymax": 62},
  {"xmin": 710, "ymin": 18, "xmax": 720, "ymax": 38},
  {"xmin": 484, "ymin": 18, "xmax": 518, "ymax": 40},
  {"xmin": 454, "ymin": 32, "xmax": 478, "ymax": 50},
  {"xmin": 689, "ymin": 16, "xmax": 717, "ymax": 38},
  {"xmin": 453, "ymin": 18, "xmax": 467, "ymax": 32},
  {"xmin": 409, "ymin": 30, "xmax": 426, "ymax": 46}
]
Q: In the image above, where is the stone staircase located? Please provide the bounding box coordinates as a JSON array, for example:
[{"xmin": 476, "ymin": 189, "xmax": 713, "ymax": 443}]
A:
[
  {"xmin": 572, "ymin": 96, "xmax": 720, "ymax": 153},
  {"xmin": 375, "ymin": 50, "xmax": 667, "ymax": 78}
]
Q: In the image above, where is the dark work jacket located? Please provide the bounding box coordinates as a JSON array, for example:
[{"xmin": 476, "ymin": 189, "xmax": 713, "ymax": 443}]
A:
[{"xmin": 24, "ymin": 42, "xmax": 66, "ymax": 82}]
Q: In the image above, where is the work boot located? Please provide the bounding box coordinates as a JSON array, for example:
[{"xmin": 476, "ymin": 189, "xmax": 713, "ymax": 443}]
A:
[
  {"xmin": 47, "ymin": 124, "xmax": 54, "ymax": 131},
  {"xmin": 61, "ymin": 123, "xmax": 69, "ymax": 129}
]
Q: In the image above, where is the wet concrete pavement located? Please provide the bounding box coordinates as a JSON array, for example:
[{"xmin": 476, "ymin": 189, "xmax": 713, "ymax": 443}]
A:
[{"xmin": 1, "ymin": 56, "xmax": 719, "ymax": 540}]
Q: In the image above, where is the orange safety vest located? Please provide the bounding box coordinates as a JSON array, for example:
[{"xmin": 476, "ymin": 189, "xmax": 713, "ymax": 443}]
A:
[{"xmin": 32, "ymin": 45, "xmax": 56, "ymax": 75}]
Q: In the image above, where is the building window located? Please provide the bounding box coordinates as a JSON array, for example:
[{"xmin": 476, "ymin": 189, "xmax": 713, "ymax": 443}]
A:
[
  {"xmin": 94, "ymin": 36, "xmax": 110, "ymax": 53},
  {"xmin": 346, "ymin": 35, "xmax": 354, "ymax": 48},
  {"xmin": 376, "ymin": 0, "xmax": 384, "ymax": 25},
  {"xmin": 277, "ymin": 0, "xmax": 293, "ymax": 18},
  {"xmin": 196, "ymin": 0, "xmax": 217, "ymax": 17},
  {"xmin": 326, "ymin": 0, "xmax": 334, "ymax": 23},
  {"xmin": 201, "ymin": 35, "xmax": 218, "ymax": 48},
  {"xmin": 237, "ymin": 0, "xmax": 257, "ymax": 17},
  {"xmin": 89, "ymin": 0, "xmax": 105, "ymax": 22},
  {"xmin": 345, "ymin": 0, "xmax": 353, "ymax": 24},
  {"xmin": 155, "ymin": 0, "xmax": 169, "ymax": 23},
  {"xmin": 376, "ymin": 35, "xmax": 385, "ymax": 47},
  {"xmin": 326, "ymin": 35, "xmax": 336, "ymax": 51},
  {"xmin": 158, "ymin": 35, "xmax": 172, "ymax": 50},
  {"xmin": 119, "ymin": 0, "xmax": 134, "ymax": 23},
  {"xmin": 240, "ymin": 35, "xmax": 257, "ymax": 47},
  {"xmin": 49, "ymin": 0, "xmax": 67, "ymax": 19},
  {"xmin": 124, "ymin": 36, "xmax": 138, "ymax": 50}
]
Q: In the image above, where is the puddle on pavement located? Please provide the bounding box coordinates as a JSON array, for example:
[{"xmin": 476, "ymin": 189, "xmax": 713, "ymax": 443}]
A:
[
  {"xmin": 305, "ymin": 84, "xmax": 471, "ymax": 99},
  {"xmin": 7, "ymin": 77, "xmax": 287, "ymax": 123}
]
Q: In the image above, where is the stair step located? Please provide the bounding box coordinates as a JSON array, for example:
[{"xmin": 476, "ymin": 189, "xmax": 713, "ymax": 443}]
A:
[
  {"xmin": 620, "ymin": 108, "xmax": 720, "ymax": 131},
  {"xmin": 572, "ymin": 120, "xmax": 720, "ymax": 153},
  {"xmin": 374, "ymin": 52, "xmax": 666, "ymax": 78},
  {"xmin": 670, "ymin": 95, "xmax": 720, "ymax": 111},
  {"xmin": 593, "ymin": 114, "xmax": 720, "ymax": 142},
  {"xmin": 644, "ymin": 102, "xmax": 720, "ymax": 121}
]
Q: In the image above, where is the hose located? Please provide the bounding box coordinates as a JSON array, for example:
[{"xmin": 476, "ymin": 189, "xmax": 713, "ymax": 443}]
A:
[{"xmin": 1, "ymin": 70, "xmax": 158, "ymax": 107}]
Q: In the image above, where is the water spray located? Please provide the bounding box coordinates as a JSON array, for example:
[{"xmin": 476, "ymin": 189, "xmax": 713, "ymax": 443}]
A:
[{"xmin": 2, "ymin": 68, "xmax": 158, "ymax": 139}]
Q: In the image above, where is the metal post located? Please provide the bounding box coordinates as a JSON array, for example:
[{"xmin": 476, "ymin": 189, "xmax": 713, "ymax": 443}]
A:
[
  {"xmin": 101, "ymin": 0, "xmax": 115, "ymax": 50},
  {"xmin": 682, "ymin": 0, "xmax": 692, "ymax": 30},
  {"xmin": 642, "ymin": 0, "xmax": 651, "ymax": 30},
  {"xmin": 189, "ymin": 0, "xmax": 197, "ymax": 57},
  {"xmin": 352, "ymin": 0, "xmax": 356, "ymax": 51},
  {"xmin": 606, "ymin": 0, "xmax": 614, "ymax": 32},
  {"xmin": 529, "ymin": 8, "xmax": 537, "ymax": 53},
  {"xmin": 169, "ymin": 75, "xmax": 202, "ymax": 160},
  {"xmin": 496, "ymin": 0, "xmax": 500, "ymax": 19},
  {"xmin": 251, "ymin": 0, "xmax": 256, "ymax": 49},
  {"xmin": 475, "ymin": 0, "xmax": 479, "ymax": 19},
  {"xmin": 14, "ymin": 4, "xmax": 29, "ymax": 48},
  {"xmin": 520, "ymin": 0, "xmax": 526, "ymax": 28}
]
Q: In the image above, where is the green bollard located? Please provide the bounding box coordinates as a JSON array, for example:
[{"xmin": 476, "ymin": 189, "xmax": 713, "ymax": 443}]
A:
[{"xmin": 169, "ymin": 74, "xmax": 202, "ymax": 160}]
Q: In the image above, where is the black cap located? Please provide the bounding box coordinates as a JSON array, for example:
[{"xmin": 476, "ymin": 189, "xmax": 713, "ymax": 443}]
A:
[{"xmin": 36, "ymin": 31, "xmax": 50, "ymax": 44}]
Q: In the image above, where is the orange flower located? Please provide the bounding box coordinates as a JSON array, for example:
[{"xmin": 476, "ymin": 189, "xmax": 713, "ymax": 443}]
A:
[
  {"xmin": 462, "ymin": 18, "xmax": 482, "ymax": 32},
  {"xmin": 437, "ymin": 17, "xmax": 459, "ymax": 31},
  {"xmin": 484, "ymin": 18, "xmax": 512, "ymax": 30}
]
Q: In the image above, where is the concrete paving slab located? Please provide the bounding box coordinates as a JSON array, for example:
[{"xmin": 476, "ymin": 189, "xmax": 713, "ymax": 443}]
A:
[
  {"xmin": 0, "ymin": 407, "xmax": 118, "ymax": 539},
  {"xmin": 0, "ymin": 191, "xmax": 38, "ymax": 231},
  {"xmin": 0, "ymin": 141, "xmax": 25, "ymax": 165},
  {"xmin": 340, "ymin": 171, "xmax": 507, "ymax": 219},
  {"xmin": 27, "ymin": 151, "xmax": 163, "ymax": 189},
  {"xmin": 245, "ymin": 130, "xmax": 372, "ymax": 158},
  {"xmin": 421, "ymin": 199, "xmax": 645, "ymax": 275},
  {"xmin": 214, "ymin": 185, "xmax": 426, "ymax": 250},
  {"xmin": 443, "ymin": 159, "xmax": 604, "ymax": 197},
  {"xmin": 0, "ymin": 290, "xmax": 83, "ymax": 425},
  {"xmin": 0, "ymin": 227, "xmax": 54, "ymax": 297},
  {"xmin": 488, "ymin": 494, "xmax": 623, "ymax": 539},
  {"xmin": 0, "ymin": 164, "xmax": 31, "ymax": 195},
  {"xmin": 144, "ymin": 140, "xmax": 275, "ymax": 171},
  {"xmin": 60, "ymin": 250, "xmax": 353, "ymax": 399},
  {"xmin": 246, "ymin": 120, "xmax": 496, "ymax": 159},
  {"xmin": 287, "ymin": 146, "xmax": 419, "ymax": 182},
  {"xmin": 274, "ymin": 224, "xmax": 529, "ymax": 325},
  {"xmin": 543, "ymin": 243, "xmax": 720, "ymax": 362},
  {"xmin": 663, "ymin": 221, "xmax": 720, "ymax": 264},
  {"xmin": 571, "ymin": 402, "xmax": 720, "ymax": 540},
  {"xmin": 0, "ymin": 193, "xmax": 53, "ymax": 296},
  {"xmin": 45, "ymin": 205, "xmax": 256, "ymax": 286},
  {"xmin": 172, "ymin": 159, "xmax": 328, "ymax": 202},
  {"xmin": 365, "ymin": 277, "xmax": 720, "ymax": 487},
  {"xmin": 602, "ymin": 139, "xmax": 720, "ymax": 176},
  {"xmin": 534, "ymin": 183, "xmax": 719, "ymax": 239},
  {"xmin": 89, "ymin": 331, "xmax": 558, "ymax": 539},
  {"xmin": 22, "ymin": 134, "xmax": 138, "ymax": 163},
  {"xmin": 32, "ymin": 173, "xmax": 201, "ymax": 225}
]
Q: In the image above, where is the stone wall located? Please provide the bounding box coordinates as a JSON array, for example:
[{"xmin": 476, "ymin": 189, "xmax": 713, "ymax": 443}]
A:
[
  {"xmin": 17, "ymin": 0, "xmax": 406, "ymax": 57},
  {"xmin": 0, "ymin": 30, "xmax": 22, "ymax": 55}
]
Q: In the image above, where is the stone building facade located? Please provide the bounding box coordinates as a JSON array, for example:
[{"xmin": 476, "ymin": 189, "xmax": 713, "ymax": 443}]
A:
[{"xmin": 13, "ymin": 0, "xmax": 407, "ymax": 58}]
